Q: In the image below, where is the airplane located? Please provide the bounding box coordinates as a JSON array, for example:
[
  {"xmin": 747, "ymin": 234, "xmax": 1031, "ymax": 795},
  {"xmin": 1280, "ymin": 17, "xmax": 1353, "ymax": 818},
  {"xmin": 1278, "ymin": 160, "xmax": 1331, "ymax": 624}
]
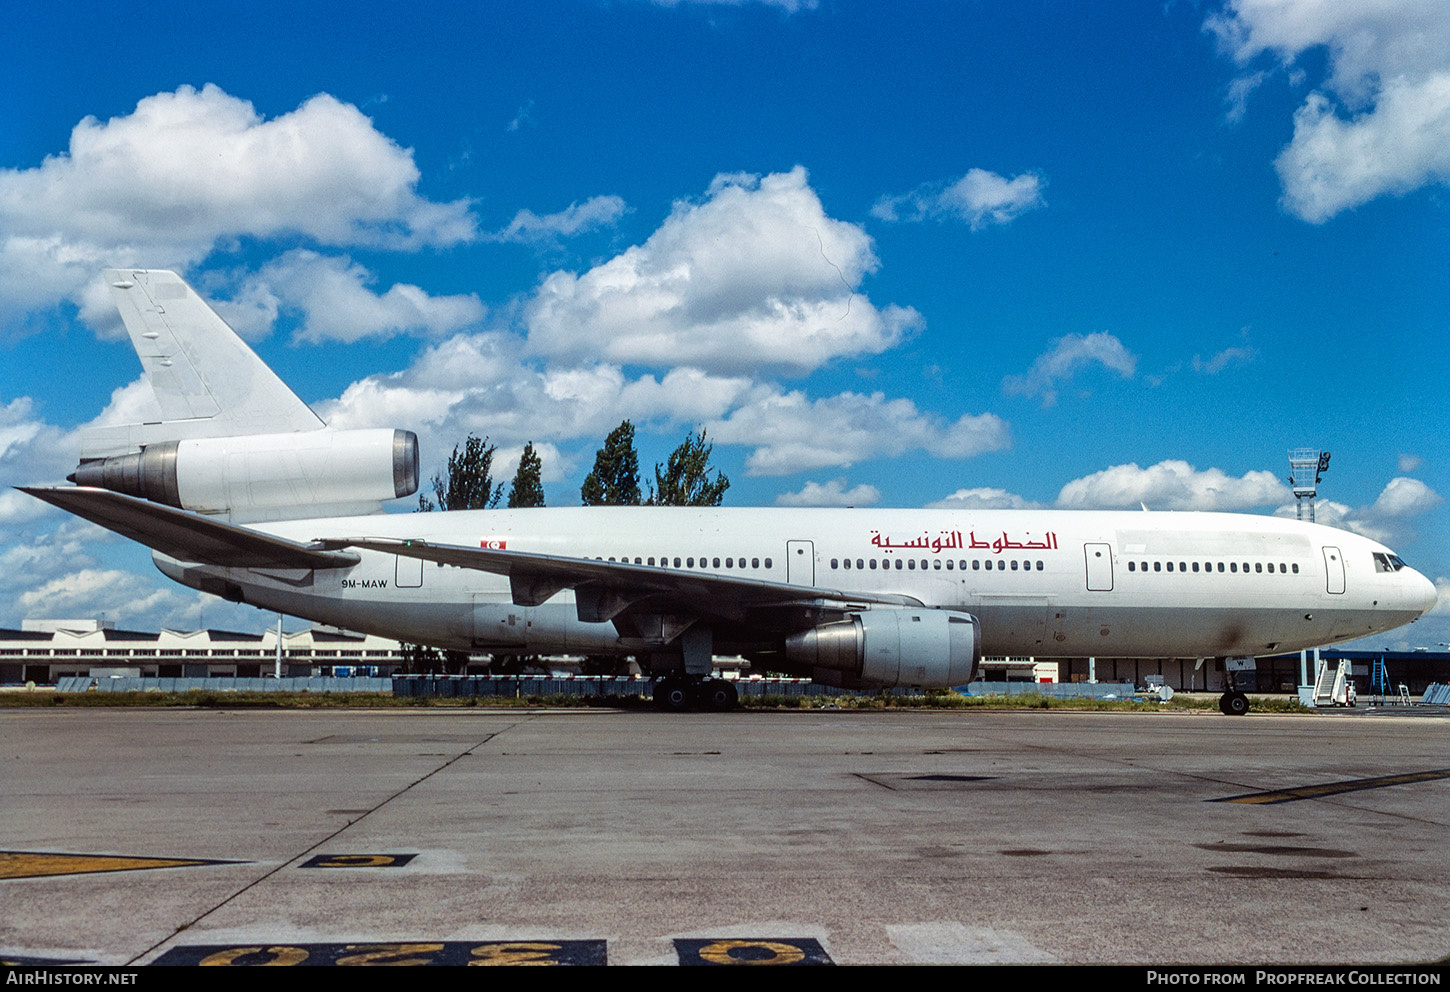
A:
[{"xmin": 19, "ymin": 269, "xmax": 1439, "ymax": 715}]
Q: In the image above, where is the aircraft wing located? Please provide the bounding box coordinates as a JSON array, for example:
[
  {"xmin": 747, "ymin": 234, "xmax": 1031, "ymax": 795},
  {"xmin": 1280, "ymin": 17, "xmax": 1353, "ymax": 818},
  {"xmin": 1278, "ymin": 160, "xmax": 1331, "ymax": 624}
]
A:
[
  {"xmin": 321, "ymin": 536, "xmax": 922, "ymax": 627},
  {"xmin": 20, "ymin": 487, "xmax": 360, "ymax": 570}
]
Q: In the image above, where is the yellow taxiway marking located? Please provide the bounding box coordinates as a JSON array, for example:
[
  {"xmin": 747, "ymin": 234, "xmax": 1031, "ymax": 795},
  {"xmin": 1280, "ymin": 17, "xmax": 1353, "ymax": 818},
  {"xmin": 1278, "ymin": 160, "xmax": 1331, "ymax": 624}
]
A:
[
  {"xmin": 1214, "ymin": 768, "xmax": 1450, "ymax": 805},
  {"xmin": 0, "ymin": 851, "xmax": 239, "ymax": 879}
]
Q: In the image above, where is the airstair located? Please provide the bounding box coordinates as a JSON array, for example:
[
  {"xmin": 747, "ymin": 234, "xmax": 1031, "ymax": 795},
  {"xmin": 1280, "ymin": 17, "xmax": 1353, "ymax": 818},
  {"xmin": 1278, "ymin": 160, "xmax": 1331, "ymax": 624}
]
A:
[{"xmin": 1311, "ymin": 658, "xmax": 1354, "ymax": 707}]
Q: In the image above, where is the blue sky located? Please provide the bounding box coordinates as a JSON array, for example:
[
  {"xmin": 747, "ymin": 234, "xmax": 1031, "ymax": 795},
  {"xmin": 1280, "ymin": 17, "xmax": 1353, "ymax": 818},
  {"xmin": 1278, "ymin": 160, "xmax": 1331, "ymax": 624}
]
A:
[{"xmin": 1, "ymin": 0, "xmax": 1446, "ymax": 646}]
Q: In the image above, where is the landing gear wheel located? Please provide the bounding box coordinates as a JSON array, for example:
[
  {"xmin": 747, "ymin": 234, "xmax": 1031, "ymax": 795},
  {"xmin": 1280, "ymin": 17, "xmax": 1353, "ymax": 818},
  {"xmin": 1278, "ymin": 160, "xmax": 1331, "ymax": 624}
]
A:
[
  {"xmin": 654, "ymin": 678, "xmax": 691, "ymax": 711},
  {"xmin": 1219, "ymin": 691, "xmax": 1249, "ymax": 716},
  {"xmin": 700, "ymin": 679, "xmax": 738, "ymax": 711}
]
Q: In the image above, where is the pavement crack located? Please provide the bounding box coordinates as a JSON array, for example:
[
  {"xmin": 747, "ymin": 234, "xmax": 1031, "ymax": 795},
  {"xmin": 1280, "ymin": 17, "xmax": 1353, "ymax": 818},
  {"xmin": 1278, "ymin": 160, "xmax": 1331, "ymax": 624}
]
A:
[{"xmin": 125, "ymin": 719, "xmax": 531, "ymax": 966}]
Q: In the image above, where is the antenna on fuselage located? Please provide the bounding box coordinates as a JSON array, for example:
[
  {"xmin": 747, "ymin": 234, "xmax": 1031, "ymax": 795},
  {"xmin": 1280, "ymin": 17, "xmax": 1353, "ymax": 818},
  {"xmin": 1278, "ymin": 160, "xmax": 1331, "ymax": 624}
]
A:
[{"xmin": 1288, "ymin": 448, "xmax": 1330, "ymax": 522}]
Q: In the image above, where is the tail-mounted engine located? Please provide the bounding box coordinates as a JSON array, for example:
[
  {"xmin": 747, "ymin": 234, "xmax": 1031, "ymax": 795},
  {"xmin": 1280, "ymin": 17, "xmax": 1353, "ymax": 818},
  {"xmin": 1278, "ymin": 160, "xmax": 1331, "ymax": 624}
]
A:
[
  {"xmin": 783, "ymin": 608, "xmax": 980, "ymax": 688},
  {"xmin": 71, "ymin": 428, "xmax": 418, "ymax": 517}
]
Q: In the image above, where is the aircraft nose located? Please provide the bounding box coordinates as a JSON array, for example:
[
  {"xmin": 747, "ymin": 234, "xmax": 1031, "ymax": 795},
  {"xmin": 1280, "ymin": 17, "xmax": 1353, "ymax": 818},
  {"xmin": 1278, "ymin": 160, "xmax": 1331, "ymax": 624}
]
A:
[{"xmin": 1409, "ymin": 569, "xmax": 1439, "ymax": 618}]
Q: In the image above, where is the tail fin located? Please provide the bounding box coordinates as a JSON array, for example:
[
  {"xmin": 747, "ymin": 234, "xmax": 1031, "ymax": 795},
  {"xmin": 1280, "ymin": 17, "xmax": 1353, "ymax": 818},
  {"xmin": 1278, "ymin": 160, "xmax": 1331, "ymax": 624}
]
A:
[{"xmin": 83, "ymin": 269, "xmax": 323, "ymax": 457}]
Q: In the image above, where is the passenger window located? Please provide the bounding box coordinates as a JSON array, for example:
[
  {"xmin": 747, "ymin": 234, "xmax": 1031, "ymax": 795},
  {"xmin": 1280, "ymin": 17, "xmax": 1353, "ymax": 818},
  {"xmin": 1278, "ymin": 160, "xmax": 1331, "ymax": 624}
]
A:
[
  {"xmin": 869, "ymin": 559, "xmax": 877, "ymax": 570},
  {"xmin": 712, "ymin": 557, "xmax": 720, "ymax": 568},
  {"xmin": 972, "ymin": 560, "xmax": 980, "ymax": 571},
  {"xmin": 1255, "ymin": 562, "xmax": 1262, "ymax": 573},
  {"xmin": 648, "ymin": 558, "xmax": 655, "ymax": 566},
  {"xmin": 1037, "ymin": 561, "xmax": 1044, "ymax": 571},
  {"xmin": 895, "ymin": 560, "xmax": 903, "ymax": 570},
  {"xmin": 1217, "ymin": 562, "xmax": 1224, "ymax": 572},
  {"xmin": 1128, "ymin": 562, "xmax": 1135, "ymax": 572},
  {"xmin": 1154, "ymin": 562, "xmax": 1161, "ymax": 572},
  {"xmin": 908, "ymin": 560, "xmax": 916, "ymax": 570},
  {"xmin": 830, "ymin": 558, "xmax": 838, "ymax": 569},
  {"xmin": 1010, "ymin": 560, "xmax": 1018, "ymax": 571},
  {"xmin": 933, "ymin": 559, "xmax": 941, "ymax": 570},
  {"xmin": 1292, "ymin": 563, "xmax": 1298, "ymax": 574},
  {"xmin": 752, "ymin": 558, "xmax": 760, "ymax": 569},
  {"xmin": 764, "ymin": 558, "xmax": 772, "ymax": 568}
]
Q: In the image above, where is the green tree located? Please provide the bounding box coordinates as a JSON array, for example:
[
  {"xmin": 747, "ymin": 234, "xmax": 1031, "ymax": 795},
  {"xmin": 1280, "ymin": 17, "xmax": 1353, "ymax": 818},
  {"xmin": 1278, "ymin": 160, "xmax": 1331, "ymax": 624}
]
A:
[
  {"xmin": 419, "ymin": 433, "xmax": 503, "ymax": 512},
  {"xmin": 580, "ymin": 420, "xmax": 642, "ymax": 506},
  {"xmin": 648, "ymin": 429, "xmax": 730, "ymax": 506},
  {"xmin": 507, "ymin": 442, "xmax": 546, "ymax": 508}
]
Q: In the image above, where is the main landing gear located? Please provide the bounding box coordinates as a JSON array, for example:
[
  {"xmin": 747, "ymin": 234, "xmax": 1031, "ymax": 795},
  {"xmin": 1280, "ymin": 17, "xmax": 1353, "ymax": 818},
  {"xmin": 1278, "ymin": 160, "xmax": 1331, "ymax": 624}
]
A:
[
  {"xmin": 653, "ymin": 676, "xmax": 738, "ymax": 712},
  {"xmin": 1218, "ymin": 691, "xmax": 1250, "ymax": 716}
]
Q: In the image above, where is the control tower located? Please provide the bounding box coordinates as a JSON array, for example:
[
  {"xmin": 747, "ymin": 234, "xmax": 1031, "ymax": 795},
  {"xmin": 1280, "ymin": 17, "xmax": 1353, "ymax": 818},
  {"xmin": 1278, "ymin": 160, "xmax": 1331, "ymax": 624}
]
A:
[{"xmin": 1288, "ymin": 448, "xmax": 1330, "ymax": 522}]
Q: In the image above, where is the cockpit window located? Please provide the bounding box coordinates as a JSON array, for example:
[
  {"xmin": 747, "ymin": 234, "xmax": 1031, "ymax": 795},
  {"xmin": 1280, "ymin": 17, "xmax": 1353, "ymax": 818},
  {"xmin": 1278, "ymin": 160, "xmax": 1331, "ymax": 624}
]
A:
[{"xmin": 1373, "ymin": 552, "xmax": 1408, "ymax": 572}]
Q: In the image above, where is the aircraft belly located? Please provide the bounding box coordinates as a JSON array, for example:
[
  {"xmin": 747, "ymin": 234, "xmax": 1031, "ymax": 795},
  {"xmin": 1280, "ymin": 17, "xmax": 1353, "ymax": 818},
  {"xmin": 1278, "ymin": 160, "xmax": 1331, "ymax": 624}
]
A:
[
  {"xmin": 1020, "ymin": 604, "xmax": 1393, "ymax": 658},
  {"xmin": 968, "ymin": 596, "xmax": 1049, "ymax": 655}
]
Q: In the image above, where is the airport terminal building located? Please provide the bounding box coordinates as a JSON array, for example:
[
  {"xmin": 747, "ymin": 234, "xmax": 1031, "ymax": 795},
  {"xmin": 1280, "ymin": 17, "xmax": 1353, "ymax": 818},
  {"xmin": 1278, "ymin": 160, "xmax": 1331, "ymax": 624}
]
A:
[{"xmin": 0, "ymin": 619, "xmax": 416, "ymax": 684}]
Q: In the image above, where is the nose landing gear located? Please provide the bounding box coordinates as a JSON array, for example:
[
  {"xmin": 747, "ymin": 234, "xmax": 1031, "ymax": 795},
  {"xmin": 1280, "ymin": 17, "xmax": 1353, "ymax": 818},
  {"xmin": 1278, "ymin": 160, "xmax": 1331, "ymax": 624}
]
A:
[{"xmin": 1218, "ymin": 691, "xmax": 1250, "ymax": 716}]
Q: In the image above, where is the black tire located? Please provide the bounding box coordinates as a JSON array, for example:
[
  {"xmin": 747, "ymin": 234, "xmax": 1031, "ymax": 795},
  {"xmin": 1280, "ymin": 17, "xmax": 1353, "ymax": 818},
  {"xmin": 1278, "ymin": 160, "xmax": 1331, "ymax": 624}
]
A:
[
  {"xmin": 1220, "ymin": 691, "xmax": 1249, "ymax": 716},
  {"xmin": 702, "ymin": 679, "xmax": 738, "ymax": 711},
  {"xmin": 654, "ymin": 679, "xmax": 691, "ymax": 711}
]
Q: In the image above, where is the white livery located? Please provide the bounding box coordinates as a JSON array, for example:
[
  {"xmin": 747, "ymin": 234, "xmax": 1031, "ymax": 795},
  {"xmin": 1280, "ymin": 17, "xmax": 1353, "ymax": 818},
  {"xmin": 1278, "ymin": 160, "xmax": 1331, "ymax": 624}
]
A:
[{"xmin": 22, "ymin": 270, "xmax": 1437, "ymax": 712}]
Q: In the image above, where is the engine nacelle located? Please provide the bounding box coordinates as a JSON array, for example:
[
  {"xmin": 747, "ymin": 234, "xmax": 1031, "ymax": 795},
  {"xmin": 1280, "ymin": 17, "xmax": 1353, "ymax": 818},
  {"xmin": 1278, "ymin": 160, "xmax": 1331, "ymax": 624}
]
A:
[
  {"xmin": 783, "ymin": 608, "xmax": 980, "ymax": 688},
  {"xmin": 71, "ymin": 428, "xmax": 418, "ymax": 516}
]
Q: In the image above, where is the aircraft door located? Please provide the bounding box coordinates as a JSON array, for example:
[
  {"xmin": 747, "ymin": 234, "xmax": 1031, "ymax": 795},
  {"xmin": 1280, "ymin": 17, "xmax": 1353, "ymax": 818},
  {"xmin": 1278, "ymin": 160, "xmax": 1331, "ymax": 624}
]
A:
[
  {"xmin": 1084, "ymin": 543, "xmax": 1113, "ymax": 591},
  {"xmin": 1322, "ymin": 546, "xmax": 1345, "ymax": 594},
  {"xmin": 395, "ymin": 554, "xmax": 422, "ymax": 588},
  {"xmin": 787, "ymin": 540, "xmax": 815, "ymax": 585}
]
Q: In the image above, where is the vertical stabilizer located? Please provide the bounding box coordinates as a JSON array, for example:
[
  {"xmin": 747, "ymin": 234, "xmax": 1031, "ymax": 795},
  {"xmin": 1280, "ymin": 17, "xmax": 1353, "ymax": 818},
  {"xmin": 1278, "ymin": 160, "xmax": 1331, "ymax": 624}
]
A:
[{"xmin": 84, "ymin": 269, "xmax": 323, "ymax": 457}]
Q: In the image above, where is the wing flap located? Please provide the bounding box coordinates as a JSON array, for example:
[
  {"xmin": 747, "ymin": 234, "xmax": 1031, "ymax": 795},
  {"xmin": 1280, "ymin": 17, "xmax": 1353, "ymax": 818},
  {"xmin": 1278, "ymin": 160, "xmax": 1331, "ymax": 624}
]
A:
[{"xmin": 21, "ymin": 487, "xmax": 360, "ymax": 570}]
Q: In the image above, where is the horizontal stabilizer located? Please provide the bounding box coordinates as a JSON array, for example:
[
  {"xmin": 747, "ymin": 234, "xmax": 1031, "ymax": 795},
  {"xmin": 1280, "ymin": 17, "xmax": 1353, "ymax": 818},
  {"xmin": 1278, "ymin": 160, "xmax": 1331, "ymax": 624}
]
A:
[{"xmin": 20, "ymin": 487, "xmax": 359, "ymax": 570}]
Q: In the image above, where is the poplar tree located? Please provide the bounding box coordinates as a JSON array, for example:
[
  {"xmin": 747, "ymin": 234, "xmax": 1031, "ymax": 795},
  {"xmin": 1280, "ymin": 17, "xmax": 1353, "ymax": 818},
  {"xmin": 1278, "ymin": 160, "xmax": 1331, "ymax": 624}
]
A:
[
  {"xmin": 580, "ymin": 420, "xmax": 642, "ymax": 506},
  {"xmin": 507, "ymin": 442, "xmax": 546, "ymax": 508},
  {"xmin": 419, "ymin": 433, "xmax": 503, "ymax": 511},
  {"xmin": 648, "ymin": 429, "xmax": 730, "ymax": 506}
]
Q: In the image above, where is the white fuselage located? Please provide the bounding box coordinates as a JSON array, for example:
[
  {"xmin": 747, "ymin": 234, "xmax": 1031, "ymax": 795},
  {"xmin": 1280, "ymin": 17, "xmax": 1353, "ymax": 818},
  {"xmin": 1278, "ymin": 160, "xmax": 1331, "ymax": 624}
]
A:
[{"xmin": 154, "ymin": 507, "xmax": 1437, "ymax": 663}]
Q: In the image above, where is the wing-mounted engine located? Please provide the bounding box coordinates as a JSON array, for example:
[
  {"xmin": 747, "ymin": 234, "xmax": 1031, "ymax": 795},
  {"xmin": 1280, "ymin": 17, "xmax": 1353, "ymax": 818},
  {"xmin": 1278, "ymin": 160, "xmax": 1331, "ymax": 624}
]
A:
[
  {"xmin": 784, "ymin": 608, "xmax": 980, "ymax": 688},
  {"xmin": 70, "ymin": 428, "xmax": 418, "ymax": 520}
]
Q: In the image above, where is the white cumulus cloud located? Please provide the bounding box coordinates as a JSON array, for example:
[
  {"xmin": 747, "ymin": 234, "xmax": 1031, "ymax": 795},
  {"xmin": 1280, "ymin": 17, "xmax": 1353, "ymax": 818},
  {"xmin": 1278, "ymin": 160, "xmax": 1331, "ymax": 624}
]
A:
[
  {"xmin": 1209, "ymin": 0, "xmax": 1450, "ymax": 222},
  {"xmin": 1055, "ymin": 460, "xmax": 1291, "ymax": 511},
  {"xmin": 872, "ymin": 168, "xmax": 1046, "ymax": 229},
  {"xmin": 774, "ymin": 478, "xmax": 882, "ymax": 507},
  {"xmin": 927, "ymin": 487, "xmax": 1043, "ymax": 511},
  {"xmin": 226, "ymin": 251, "xmax": 487, "ymax": 344},
  {"xmin": 1286, "ymin": 477, "xmax": 1442, "ymax": 543},
  {"xmin": 1002, "ymin": 332, "xmax": 1137, "ymax": 407},
  {"xmin": 490, "ymin": 195, "xmax": 629, "ymax": 244},
  {"xmin": 0, "ymin": 84, "xmax": 477, "ymax": 325},
  {"xmin": 524, "ymin": 166, "xmax": 920, "ymax": 374},
  {"xmin": 709, "ymin": 389, "xmax": 1010, "ymax": 476},
  {"xmin": 1370, "ymin": 476, "xmax": 1443, "ymax": 518}
]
